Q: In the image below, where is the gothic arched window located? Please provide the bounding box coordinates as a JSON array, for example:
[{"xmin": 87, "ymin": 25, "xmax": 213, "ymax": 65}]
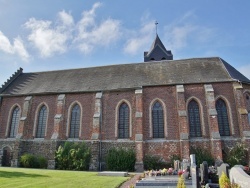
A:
[
  {"xmin": 36, "ymin": 105, "xmax": 47, "ymax": 138},
  {"xmin": 118, "ymin": 103, "xmax": 129, "ymax": 138},
  {"xmin": 188, "ymin": 100, "xmax": 202, "ymax": 137},
  {"xmin": 152, "ymin": 101, "xmax": 164, "ymax": 138},
  {"xmin": 216, "ymin": 99, "xmax": 230, "ymax": 136},
  {"xmin": 9, "ymin": 106, "xmax": 20, "ymax": 138},
  {"xmin": 69, "ymin": 104, "xmax": 80, "ymax": 138}
]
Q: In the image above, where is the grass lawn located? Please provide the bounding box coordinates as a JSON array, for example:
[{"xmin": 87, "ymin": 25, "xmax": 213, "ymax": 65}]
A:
[{"xmin": 0, "ymin": 167, "xmax": 130, "ymax": 188}]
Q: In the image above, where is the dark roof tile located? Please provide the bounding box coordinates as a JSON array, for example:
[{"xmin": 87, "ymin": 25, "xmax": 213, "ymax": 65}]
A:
[{"xmin": 1, "ymin": 57, "xmax": 249, "ymax": 95}]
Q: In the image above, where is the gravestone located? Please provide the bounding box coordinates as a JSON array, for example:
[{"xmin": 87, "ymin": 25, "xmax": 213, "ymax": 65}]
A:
[
  {"xmin": 217, "ymin": 163, "xmax": 230, "ymax": 178},
  {"xmin": 190, "ymin": 154, "xmax": 198, "ymax": 188},
  {"xmin": 200, "ymin": 161, "xmax": 209, "ymax": 186},
  {"xmin": 174, "ymin": 160, "xmax": 180, "ymax": 171},
  {"xmin": 183, "ymin": 165, "xmax": 191, "ymax": 180},
  {"xmin": 182, "ymin": 159, "xmax": 190, "ymax": 171}
]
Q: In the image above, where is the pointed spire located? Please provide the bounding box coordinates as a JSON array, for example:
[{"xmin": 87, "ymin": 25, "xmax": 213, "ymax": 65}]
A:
[{"xmin": 143, "ymin": 26, "xmax": 173, "ymax": 62}]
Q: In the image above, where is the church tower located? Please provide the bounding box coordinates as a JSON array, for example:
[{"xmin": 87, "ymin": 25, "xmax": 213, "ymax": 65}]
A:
[{"xmin": 144, "ymin": 34, "xmax": 173, "ymax": 62}]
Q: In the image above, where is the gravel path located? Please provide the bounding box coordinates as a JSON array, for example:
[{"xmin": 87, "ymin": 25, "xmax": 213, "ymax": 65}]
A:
[{"xmin": 119, "ymin": 173, "xmax": 142, "ymax": 188}]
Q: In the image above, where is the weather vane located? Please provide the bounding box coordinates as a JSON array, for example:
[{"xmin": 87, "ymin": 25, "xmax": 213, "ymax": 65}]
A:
[{"xmin": 155, "ymin": 21, "xmax": 158, "ymax": 35}]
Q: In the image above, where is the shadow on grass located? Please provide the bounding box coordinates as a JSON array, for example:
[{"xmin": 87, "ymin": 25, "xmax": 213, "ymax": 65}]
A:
[{"xmin": 0, "ymin": 171, "xmax": 49, "ymax": 178}]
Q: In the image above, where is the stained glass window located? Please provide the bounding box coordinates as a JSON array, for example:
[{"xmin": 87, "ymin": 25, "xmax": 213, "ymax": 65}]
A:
[
  {"xmin": 36, "ymin": 105, "xmax": 47, "ymax": 138},
  {"xmin": 9, "ymin": 106, "xmax": 20, "ymax": 138},
  {"xmin": 69, "ymin": 104, "xmax": 80, "ymax": 138},
  {"xmin": 188, "ymin": 100, "xmax": 202, "ymax": 137},
  {"xmin": 216, "ymin": 99, "xmax": 230, "ymax": 136},
  {"xmin": 152, "ymin": 102, "xmax": 164, "ymax": 138},
  {"xmin": 118, "ymin": 103, "xmax": 129, "ymax": 138}
]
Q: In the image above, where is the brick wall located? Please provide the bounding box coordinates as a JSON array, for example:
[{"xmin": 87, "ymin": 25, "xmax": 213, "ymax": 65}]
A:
[
  {"xmin": 0, "ymin": 81, "xmax": 249, "ymax": 169},
  {"xmin": 102, "ymin": 90, "xmax": 135, "ymax": 140},
  {"xmin": 0, "ymin": 96, "xmax": 25, "ymax": 138}
]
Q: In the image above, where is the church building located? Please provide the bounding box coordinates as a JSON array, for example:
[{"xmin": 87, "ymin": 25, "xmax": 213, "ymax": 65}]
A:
[{"xmin": 0, "ymin": 34, "xmax": 250, "ymax": 171}]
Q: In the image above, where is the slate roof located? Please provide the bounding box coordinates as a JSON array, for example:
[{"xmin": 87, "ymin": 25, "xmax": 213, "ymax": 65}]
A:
[
  {"xmin": 144, "ymin": 34, "xmax": 173, "ymax": 61},
  {"xmin": 0, "ymin": 57, "xmax": 249, "ymax": 96}
]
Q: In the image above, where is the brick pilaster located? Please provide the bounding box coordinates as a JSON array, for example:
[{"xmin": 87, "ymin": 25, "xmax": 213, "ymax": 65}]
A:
[
  {"xmin": 17, "ymin": 96, "xmax": 32, "ymax": 139},
  {"xmin": 51, "ymin": 94, "xmax": 65, "ymax": 140},
  {"xmin": 90, "ymin": 92, "xmax": 102, "ymax": 171},
  {"xmin": 176, "ymin": 85, "xmax": 190, "ymax": 159},
  {"xmin": 134, "ymin": 89, "xmax": 144, "ymax": 172},
  {"xmin": 233, "ymin": 83, "xmax": 250, "ymax": 137},
  {"xmin": 204, "ymin": 84, "xmax": 222, "ymax": 160},
  {"xmin": 233, "ymin": 83, "xmax": 250, "ymax": 160},
  {"xmin": 91, "ymin": 92, "xmax": 102, "ymax": 140}
]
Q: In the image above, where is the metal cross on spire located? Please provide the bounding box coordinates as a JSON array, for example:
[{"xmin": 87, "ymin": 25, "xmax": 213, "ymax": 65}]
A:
[{"xmin": 155, "ymin": 21, "xmax": 158, "ymax": 35}]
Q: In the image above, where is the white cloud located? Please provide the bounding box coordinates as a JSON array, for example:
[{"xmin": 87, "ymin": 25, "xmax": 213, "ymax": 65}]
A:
[
  {"xmin": 24, "ymin": 3, "xmax": 121, "ymax": 56},
  {"xmin": 24, "ymin": 12, "xmax": 72, "ymax": 58},
  {"xmin": 13, "ymin": 37, "xmax": 30, "ymax": 60},
  {"xmin": 164, "ymin": 12, "xmax": 215, "ymax": 51},
  {"xmin": 0, "ymin": 31, "xmax": 29, "ymax": 61},
  {"xmin": 238, "ymin": 64, "xmax": 250, "ymax": 79},
  {"xmin": 123, "ymin": 21, "xmax": 155, "ymax": 55},
  {"xmin": 58, "ymin": 10, "xmax": 74, "ymax": 26},
  {"xmin": 75, "ymin": 2, "xmax": 121, "ymax": 54},
  {"xmin": 0, "ymin": 31, "xmax": 12, "ymax": 53}
]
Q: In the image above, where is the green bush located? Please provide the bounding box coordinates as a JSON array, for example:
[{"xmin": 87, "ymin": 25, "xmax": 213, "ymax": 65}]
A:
[
  {"xmin": 190, "ymin": 146, "xmax": 214, "ymax": 166},
  {"xmin": 20, "ymin": 153, "xmax": 48, "ymax": 168},
  {"xmin": 143, "ymin": 155, "xmax": 170, "ymax": 170},
  {"xmin": 106, "ymin": 147, "xmax": 136, "ymax": 171},
  {"xmin": 20, "ymin": 153, "xmax": 37, "ymax": 168},
  {"xmin": 37, "ymin": 155, "xmax": 48, "ymax": 169},
  {"xmin": 55, "ymin": 141, "xmax": 91, "ymax": 171},
  {"xmin": 224, "ymin": 143, "xmax": 248, "ymax": 167},
  {"xmin": 170, "ymin": 154, "xmax": 181, "ymax": 164}
]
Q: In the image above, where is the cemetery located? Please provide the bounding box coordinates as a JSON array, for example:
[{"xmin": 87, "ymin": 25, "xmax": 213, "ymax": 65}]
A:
[{"xmin": 134, "ymin": 154, "xmax": 250, "ymax": 188}]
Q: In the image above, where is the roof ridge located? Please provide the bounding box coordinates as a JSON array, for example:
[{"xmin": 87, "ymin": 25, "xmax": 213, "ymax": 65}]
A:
[{"xmin": 25, "ymin": 57, "xmax": 222, "ymax": 74}]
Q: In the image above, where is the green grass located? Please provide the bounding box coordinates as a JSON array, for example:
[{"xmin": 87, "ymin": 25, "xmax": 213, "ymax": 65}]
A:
[{"xmin": 0, "ymin": 167, "xmax": 129, "ymax": 188}]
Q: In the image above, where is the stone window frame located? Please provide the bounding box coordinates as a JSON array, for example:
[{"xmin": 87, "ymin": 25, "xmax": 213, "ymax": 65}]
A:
[
  {"xmin": 215, "ymin": 96, "xmax": 234, "ymax": 136},
  {"xmin": 115, "ymin": 99, "xmax": 132, "ymax": 139},
  {"xmin": 33, "ymin": 102, "xmax": 49, "ymax": 139},
  {"xmin": 5, "ymin": 104, "xmax": 21, "ymax": 138},
  {"xmin": 149, "ymin": 98, "xmax": 167, "ymax": 138},
  {"xmin": 243, "ymin": 90, "xmax": 250, "ymax": 125},
  {"xmin": 186, "ymin": 97, "xmax": 205, "ymax": 137},
  {"xmin": 66, "ymin": 101, "xmax": 83, "ymax": 139}
]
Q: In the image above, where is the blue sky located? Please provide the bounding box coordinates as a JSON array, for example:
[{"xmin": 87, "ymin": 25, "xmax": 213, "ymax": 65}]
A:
[{"xmin": 0, "ymin": 0, "xmax": 250, "ymax": 85}]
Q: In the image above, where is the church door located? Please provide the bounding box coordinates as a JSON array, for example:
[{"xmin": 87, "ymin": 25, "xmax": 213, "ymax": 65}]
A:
[{"xmin": 2, "ymin": 147, "xmax": 11, "ymax": 167}]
